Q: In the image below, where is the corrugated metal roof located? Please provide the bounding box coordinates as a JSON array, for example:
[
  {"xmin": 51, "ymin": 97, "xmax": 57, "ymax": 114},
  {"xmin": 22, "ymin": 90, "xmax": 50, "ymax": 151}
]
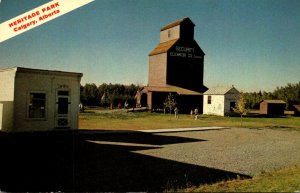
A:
[
  {"xmin": 260, "ymin": 100, "xmax": 286, "ymax": 104},
  {"xmin": 148, "ymin": 39, "xmax": 179, "ymax": 56},
  {"xmin": 160, "ymin": 17, "xmax": 194, "ymax": 31},
  {"xmin": 204, "ymin": 86, "xmax": 239, "ymax": 95},
  {"xmin": 142, "ymin": 85, "xmax": 203, "ymax": 95}
]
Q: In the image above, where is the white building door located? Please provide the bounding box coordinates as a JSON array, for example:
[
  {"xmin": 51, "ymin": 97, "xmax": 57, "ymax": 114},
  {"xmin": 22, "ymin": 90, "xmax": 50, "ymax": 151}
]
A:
[{"xmin": 55, "ymin": 90, "xmax": 70, "ymax": 128}]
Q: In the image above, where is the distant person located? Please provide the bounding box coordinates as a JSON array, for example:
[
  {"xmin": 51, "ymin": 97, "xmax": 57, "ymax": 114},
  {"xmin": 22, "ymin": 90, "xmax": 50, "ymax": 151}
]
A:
[
  {"xmin": 194, "ymin": 108, "xmax": 198, "ymax": 120},
  {"xmin": 124, "ymin": 101, "xmax": 129, "ymax": 109},
  {"xmin": 124, "ymin": 100, "xmax": 129, "ymax": 112},
  {"xmin": 174, "ymin": 107, "xmax": 179, "ymax": 119},
  {"xmin": 190, "ymin": 109, "xmax": 194, "ymax": 117},
  {"xmin": 135, "ymin": 89, "xmax": 142, "ymax": 108},
  {"xmin": 118, "ymin": 102, "xmax": 122, "ymax": 109},
  {"xmin": 79, "ymin": 103, "xmax": 84, "ymax": 112}
]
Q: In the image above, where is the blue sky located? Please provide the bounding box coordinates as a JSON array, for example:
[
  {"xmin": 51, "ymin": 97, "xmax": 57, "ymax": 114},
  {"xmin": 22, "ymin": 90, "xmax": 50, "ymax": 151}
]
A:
[{"xmin": 0, "ymin": 0, "xmax": 299, "ymax": 92}]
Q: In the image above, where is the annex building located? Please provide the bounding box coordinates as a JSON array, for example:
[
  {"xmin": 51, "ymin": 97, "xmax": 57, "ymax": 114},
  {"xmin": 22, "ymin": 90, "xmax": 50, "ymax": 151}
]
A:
[
  {"xmin": 259, "ymin": 100, "xmax": 286, "ymax": 116},
  {"xmin": 203, "ymin": 86, "xmax": 239, "ymax": 116},
  {"xmin": 140, "ymin": 17, "xmax": 208, "ymax": 113},
  {"xmin": 0, "ymin": 67, "xmax": 82, "ymax": 132}
]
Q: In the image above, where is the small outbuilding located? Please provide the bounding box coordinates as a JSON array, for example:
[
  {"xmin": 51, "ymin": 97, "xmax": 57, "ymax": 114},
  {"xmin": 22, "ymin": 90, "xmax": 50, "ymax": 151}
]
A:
[
  {"xmin": 292, "ymin": 105, "xmax": 300, "ymax": 116},
  {"xmin": 259, "ymin": 100, "xmax": 286, "ymax": 116},
  {"xmin": 0, "ymin": 67, "xmax": 83, "ymax": 132},
  {"xmin": 203, "ymin": 86, "xmax": 239, "ymax": 116}
]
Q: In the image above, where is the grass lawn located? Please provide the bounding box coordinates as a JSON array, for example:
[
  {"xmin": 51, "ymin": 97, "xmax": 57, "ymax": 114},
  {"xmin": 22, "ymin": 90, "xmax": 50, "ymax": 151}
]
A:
[
  {"xmin": 183, "ymin": 166, "xmax": 300, "ymax": 192},
  {"xmin": 79, "ymin": 110, "xmax": 300, "ymax": 131}
]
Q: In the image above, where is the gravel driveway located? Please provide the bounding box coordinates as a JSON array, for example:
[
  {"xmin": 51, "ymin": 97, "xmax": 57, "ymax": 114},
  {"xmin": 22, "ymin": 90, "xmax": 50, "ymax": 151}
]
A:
[
  {"xmin": 2, "ymin": 127, "xmax": 299, "ymax": 191},
  {"xmin": 132, "ymin": 127, "xmax": 300, "ymax": 176}
]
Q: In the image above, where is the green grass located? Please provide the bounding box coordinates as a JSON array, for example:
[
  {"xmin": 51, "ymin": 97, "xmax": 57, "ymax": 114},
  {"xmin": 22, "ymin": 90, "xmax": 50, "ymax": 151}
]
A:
[
  {"xmin": 79, "ymin": 110, "xmax": 300, "ymax": 130},
  {"xmin": 183, "ymin": 166, "xmax": 300, "ymax": 192}
]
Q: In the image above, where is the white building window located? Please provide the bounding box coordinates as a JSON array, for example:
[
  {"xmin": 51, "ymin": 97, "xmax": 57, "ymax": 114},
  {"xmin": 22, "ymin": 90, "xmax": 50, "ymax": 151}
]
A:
[
  {"xmin": 207, "ymin": 96, "xmax": 212, "ymax": 104},
  {"xmin": 28, "ymin": 92, "xmax": 46, "ymax": 119}
]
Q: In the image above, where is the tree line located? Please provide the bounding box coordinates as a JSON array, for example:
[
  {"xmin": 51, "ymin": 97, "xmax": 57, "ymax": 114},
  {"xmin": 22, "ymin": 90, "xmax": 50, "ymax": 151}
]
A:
[
  {"xmin": 80, "ymin": 82, "xmax": 300, "ymax": 111},
  {"xmin": 244, "ymin": 82, "xmax": 300, "ymax": 110},
  {"xmin": 80, "ymin": 83, "xmax": 140, "ymax": 108}
]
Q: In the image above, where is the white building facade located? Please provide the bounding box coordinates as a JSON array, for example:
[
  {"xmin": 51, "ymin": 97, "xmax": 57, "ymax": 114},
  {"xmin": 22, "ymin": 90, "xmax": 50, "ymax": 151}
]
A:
[
  {"xmin": 203, "ymin": 86, "xmax": 239, "ymax": 116},
  {"xmin": 0, "ymin": 67, "xmax": 82, "ymax": 132}
]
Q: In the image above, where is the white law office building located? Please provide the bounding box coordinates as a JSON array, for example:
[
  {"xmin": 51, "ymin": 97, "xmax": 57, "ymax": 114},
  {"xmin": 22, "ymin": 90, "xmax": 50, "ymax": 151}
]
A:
[
  {"xmin": 203, "ymin": 86, "xmax": 239, "ymax": 116},
  {"xmin": 0, "ymin": 67, "xmax": 82, "ymax": 132}
]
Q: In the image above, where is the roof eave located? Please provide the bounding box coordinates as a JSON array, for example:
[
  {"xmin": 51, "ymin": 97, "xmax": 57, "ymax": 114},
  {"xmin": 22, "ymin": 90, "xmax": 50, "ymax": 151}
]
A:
[{"xmin": 160, "ymin": 17, "xmax": 194, "ymax": 31}]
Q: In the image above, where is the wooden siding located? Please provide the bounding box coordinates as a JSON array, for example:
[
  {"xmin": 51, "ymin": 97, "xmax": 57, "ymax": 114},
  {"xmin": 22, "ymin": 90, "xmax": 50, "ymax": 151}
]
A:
[
  {"xmin": 160, "ymin": 26, "xmax": 180, "ymax": 43},
  {"xmin": 148, "ymin": 53, "xmax": 167, "ymax": 87},
  {"xmin": 259, "ymin": 100, "xmax": 286, "ymax": 115}
]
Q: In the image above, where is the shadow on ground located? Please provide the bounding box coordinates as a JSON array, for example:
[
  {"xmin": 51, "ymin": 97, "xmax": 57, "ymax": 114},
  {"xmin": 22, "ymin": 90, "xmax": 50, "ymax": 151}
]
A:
[{"xmin": 0, "ymin": 130, "xmax": 250, "ymax": 192}]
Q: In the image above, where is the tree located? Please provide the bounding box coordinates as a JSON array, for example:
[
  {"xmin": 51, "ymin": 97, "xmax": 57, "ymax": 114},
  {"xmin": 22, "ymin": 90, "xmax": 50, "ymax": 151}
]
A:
[
  {"xmin": 163, "ymin": 93, "xmax": 177, "ymax": 117},
  {"xmin": 97, "ymin": 83, "xmax": 140, "ymax": 109},
  {"xmin": 244, "ymin": 82, "xmax": 300, "ymax": 111},
  {"xmin": 81, "ymin": 83, "xmax": 100, "ymax": 106},
  {"xmin": 273, "ymin": 82, "xmax": 300, "ymax": 110},
  {"xmin": 233, "ymin": 92, "xmax": 249, "ymax": 126}
]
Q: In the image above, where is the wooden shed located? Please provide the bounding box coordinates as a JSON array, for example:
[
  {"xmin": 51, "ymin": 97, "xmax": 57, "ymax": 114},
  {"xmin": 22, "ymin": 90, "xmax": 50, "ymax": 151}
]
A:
[
  {"xmin": 292, "ymin": 105, "xmax": 300, "ymax": 116},
  {"xmin": 259, "ymin": 100, "xmax": 286, "ymax": 116}
]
